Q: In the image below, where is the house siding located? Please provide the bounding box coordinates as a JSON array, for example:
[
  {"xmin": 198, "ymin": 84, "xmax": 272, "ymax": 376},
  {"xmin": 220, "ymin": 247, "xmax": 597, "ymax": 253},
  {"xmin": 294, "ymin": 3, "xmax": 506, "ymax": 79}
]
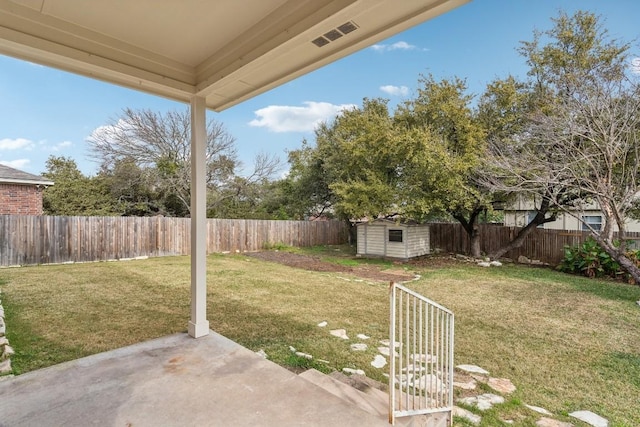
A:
[
  {"xmin": 0, "ymin": 183, "xmax": 44, "ymax": 215},
  {"xmin": 504, "ymin": 210, "xmax": 640, "ymax": 232},
  {"xmin": 504, "ymin": 194, "xmax": 640, "ymax": 232}
]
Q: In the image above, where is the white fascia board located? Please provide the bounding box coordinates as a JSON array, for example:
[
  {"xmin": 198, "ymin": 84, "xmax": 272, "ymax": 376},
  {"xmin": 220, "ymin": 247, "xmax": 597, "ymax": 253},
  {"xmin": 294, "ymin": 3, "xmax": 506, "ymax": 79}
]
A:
[{"xmin": 1, "ymin": 178, "xmax": 54, "ymax": 186}]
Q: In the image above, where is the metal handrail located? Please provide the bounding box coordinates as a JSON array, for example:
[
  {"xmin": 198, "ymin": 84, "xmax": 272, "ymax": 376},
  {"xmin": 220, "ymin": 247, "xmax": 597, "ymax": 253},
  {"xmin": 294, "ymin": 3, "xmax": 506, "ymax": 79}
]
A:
[{"xmin": 389, "ymin": 282, "xmax": 454, "ymax": 425}]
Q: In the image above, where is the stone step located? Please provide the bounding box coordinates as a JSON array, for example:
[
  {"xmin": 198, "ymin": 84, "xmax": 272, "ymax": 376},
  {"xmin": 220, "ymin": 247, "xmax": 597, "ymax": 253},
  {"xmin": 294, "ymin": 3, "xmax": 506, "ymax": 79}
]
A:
[
  {"xmin": 298, "ymin": 369, "xmax": 451, "ymax": 427},
  {"xmin": 299, "ymin": 369, "xmax": 388, "ymax": 418}
]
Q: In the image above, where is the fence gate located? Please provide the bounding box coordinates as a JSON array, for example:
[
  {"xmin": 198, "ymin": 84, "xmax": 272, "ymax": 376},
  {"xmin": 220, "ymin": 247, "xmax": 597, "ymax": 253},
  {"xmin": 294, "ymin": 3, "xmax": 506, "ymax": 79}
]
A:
[{"xmin": 389, "ymin": 283, "xmax": 454, "ymax": 426}]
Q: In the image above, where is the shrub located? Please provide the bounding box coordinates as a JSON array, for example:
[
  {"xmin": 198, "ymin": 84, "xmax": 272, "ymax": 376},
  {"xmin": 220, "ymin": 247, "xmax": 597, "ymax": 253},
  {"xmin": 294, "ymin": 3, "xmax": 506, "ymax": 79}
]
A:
[{"xmin": 558, "ymin": 237, "xmax": 621, "ymax": 279}]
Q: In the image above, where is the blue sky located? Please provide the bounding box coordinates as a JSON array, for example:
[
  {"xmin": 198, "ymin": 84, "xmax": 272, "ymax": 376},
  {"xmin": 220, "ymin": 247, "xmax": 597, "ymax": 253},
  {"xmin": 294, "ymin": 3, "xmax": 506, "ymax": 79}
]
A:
[{"xmin": 1, "ymin": 0, "xmax": 638, "ymax": 177}]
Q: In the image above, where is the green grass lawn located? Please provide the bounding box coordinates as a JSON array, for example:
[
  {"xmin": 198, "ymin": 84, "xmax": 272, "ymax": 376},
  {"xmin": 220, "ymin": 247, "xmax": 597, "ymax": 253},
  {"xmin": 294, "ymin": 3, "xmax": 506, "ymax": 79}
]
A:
[{"xmin": 1, "ymin": 247, "xmax": 639, "ymax": 426}]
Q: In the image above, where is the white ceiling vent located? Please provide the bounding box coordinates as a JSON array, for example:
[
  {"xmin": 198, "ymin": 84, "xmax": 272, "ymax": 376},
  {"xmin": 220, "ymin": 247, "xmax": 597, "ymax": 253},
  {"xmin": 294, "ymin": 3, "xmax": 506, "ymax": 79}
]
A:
[{"xmin": 311, "ymin": 21, "xmax": 359, "ymax": 48}]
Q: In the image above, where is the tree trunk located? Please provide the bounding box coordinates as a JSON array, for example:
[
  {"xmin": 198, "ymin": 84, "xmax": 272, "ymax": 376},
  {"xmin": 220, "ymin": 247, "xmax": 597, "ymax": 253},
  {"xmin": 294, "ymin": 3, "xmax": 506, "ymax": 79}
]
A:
[
  {"xmin": 469, "ymin": 225, "xmax": 481, "ymax": 258},
  {"xmin": 453, "ymin": 206, "xmax": 484, "ymax": 259},
  {"xmin": 593, "ymin": 234, "xmax": 640, "ymax": 285},
  {"xmin": 489, "ymin": 198, "xmax": 557, "ymax": 260},
  {"xmin": 346, "ymin": 219, "xmax": 356, "ymax": 246}
]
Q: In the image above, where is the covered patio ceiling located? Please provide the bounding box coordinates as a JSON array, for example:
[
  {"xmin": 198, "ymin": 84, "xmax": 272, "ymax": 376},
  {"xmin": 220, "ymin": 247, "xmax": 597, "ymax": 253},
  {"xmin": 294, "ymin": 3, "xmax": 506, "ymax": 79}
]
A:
[
  {"xmin": 0, "ymin": 0, "xmax": 470, "ymax": 338},
  {"xmin": 0, "ymin": 0, "xmax": 469, "ymax": 111}
]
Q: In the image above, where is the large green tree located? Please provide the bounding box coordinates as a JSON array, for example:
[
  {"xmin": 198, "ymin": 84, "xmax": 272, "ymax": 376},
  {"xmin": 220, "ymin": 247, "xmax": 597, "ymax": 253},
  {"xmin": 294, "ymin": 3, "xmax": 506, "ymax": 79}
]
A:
[
  {"xmin": 42, "ymin": 156, "xmax": 116, "ymax": 216},
  {"xmin": 96, "ymin": 157, "xmax": 161, "ymax": 216},
  {"xmin": 395, "ymin": 75, "xmax": 489, "ymax": 256},
  {"xmin": 286, "ymin": 90, "xmax": 490, "ymax": 256},
  {"xmin": 284, "ymin": 138, "xmax": 338, "ymax": 220},
  {"xmin": 482, "ymin": 11, "xmax": 640, "ymax": 282}
]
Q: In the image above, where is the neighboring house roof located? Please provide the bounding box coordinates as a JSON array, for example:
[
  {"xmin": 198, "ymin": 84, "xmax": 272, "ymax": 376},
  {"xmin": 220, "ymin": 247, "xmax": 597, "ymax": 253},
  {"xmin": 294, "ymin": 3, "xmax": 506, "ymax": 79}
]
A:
[{"xmin": 0, "ymin": 164, "xmax": 54, "ymax": 186}]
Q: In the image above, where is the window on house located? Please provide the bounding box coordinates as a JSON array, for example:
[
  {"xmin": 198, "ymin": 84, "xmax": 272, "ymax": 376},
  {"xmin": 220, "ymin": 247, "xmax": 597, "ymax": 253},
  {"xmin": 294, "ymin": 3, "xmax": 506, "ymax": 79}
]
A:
[
  {"xmin": 389, "ymin": 229, "xmax": 403, "ymax": 242},
  {"xmin": 581, "ymin": 215, "xmax": 602, "ymax": 231}
]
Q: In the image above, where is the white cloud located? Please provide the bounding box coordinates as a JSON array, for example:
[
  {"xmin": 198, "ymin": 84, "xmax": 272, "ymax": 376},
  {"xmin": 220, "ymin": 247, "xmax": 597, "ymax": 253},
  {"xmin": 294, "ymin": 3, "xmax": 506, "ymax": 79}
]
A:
[
  {"xmin": 0, "ymin": 158, "xmax": 31, "ymax": 169},
  {"xmin": 36, "ymin": 139, "xmax": 74, "ymax": 152},
  {"xmin": 390, "ymin": 41, "xmax": 416, "ymax": 50},
  {"xmin": 370, "ymin": 41, "xmax": 418, "ymax": 52},
  {"xmin": 87, "ymin": 120, "xmax": 135, "ymax": 145},
  {"xmin": 0, "ymin": 138, "xmax": 34, "ymax": 151},
  {"xmin": 51, "ymin": 140, "xmax": 73, "ymax": 152},
  {"xmin": 631, "ymin": 57, "xmax": 640, "ymax": 74},
  {"xmin": 380, "ymin": 85, "xmax": 409, "ymax": 96},
  {"xmin": 249, "ymin": 101, "xmax": 356, "ymax": 133}
]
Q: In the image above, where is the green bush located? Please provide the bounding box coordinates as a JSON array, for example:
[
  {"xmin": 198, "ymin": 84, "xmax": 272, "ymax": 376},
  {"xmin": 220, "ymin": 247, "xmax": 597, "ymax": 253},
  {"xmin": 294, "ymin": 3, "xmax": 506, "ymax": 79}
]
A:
[{"xmin": 558, "ymin": 237, "xmax": 623, "ymax": 279}]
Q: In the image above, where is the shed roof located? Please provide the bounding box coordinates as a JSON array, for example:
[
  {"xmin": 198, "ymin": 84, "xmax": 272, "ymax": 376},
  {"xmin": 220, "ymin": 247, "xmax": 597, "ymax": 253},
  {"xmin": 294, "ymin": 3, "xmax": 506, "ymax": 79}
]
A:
[
  {"xmin": 0, "ymin": 163, "xmax": 54, "ymax": 185},
  {"xmin": 358, "ymin": 218, "xmax": 425, "ymax": 226},
  {"xmin": 0, "ymin": 0, "xmax": 469, "ymax": 111}
]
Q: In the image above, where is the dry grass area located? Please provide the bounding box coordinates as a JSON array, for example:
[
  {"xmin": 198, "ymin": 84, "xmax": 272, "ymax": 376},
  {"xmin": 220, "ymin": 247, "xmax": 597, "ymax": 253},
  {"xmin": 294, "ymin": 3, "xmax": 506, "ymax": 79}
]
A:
[{"xmin": 1, "ymin": 248, "xmax": 639, "ymax": 426}]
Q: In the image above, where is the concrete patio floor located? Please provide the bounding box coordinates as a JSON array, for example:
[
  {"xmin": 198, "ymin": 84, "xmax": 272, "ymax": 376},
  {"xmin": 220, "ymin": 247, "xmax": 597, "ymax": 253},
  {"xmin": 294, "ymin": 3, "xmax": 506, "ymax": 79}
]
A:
[{"xmin": 0, "ymin": 331, "xmax": 390, "ymax": 426}]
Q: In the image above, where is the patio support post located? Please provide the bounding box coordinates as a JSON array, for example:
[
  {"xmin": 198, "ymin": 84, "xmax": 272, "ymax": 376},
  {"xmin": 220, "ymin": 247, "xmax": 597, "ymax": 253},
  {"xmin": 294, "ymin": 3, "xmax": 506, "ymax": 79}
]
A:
[{"xmin": 188, "ymin": 95, "xmax": 210, "ymax": 338}]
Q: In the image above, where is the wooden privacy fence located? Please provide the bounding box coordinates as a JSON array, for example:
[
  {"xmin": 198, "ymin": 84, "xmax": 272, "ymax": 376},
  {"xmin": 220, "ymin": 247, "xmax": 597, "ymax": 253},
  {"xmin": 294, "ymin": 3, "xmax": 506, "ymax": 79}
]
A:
[
  {"xmin": 0, "ymin": 215, "xmax": 349, "ymax": 266},
  {"xmin": 429, "ymin": 223, "xmax": 640, "ymax": 265}
]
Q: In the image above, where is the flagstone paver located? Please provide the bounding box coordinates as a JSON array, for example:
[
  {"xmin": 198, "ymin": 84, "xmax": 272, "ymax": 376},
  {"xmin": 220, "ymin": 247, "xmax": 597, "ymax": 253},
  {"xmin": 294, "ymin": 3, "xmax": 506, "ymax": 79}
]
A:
[
  {"xmin": 453, "ymin": 378, "xmax": 476, "ymax": 390},
  {"xmin": 342, "ymin": 367, "xmax": 366, "ymax": 376},
  {"xmin": 402, "ymin": 364, "xmax": 426, "ymax": 374},
  {"xmin": 525, "ymin": 404, "xmax": 553, "ymax": 416},
  {"xmin": 330, "ymin": 329, "xmax": 349, "ymax": 340},
  {"xmin": 452, "ymin": 406, "xmax": 481, "ymax": 425},
  {"xmin": 409, "ymin": 353, "xmax": 437, "ymax": 364},
  {"xmin": 569, "ymin": 410, "xmax": 608, "ymax": 427},
  {"xmin": 536, "ymin": 417, "xmax": 574, "ymax": 427},
  {"xmin": 456, "ymin": 364, "xmax": 489, "ymax": 375},
  {"xmin": 377, "ymin": 347, "xmax": 399, "ymax": 358},
  {"xmin": 295, "ymin": 351, "xmax": 313, "ymax": 359},
  {"xmin": 371, "ymin": 355, "xmax": 387, "ymax": 368},
  {"xmin": 487, "ymin": 377, "xmax": 516, "ymax": 394},
  {"xmin": 458, "ymin": 393, "xmax": 504, "ymax": 411}
]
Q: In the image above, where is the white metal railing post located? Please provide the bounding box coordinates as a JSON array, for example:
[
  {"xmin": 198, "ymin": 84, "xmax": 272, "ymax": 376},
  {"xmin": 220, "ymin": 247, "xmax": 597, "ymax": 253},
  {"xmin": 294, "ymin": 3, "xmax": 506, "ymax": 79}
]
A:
[
  {"xmin": 389, "ymin": 282, "xmax": 396, "ymax": 425},
  {"xmin": 449, "ymin": 313, "xmax": 455, "ymax": 426},
  {"xmin": 389, "ymin": 282, "xmax": 454, "ymax": 425}
]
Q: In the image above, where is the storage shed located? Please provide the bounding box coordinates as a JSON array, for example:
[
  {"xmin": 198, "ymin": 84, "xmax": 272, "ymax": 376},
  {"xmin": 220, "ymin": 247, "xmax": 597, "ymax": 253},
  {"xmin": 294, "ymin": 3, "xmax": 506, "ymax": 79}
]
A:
[{"xmin": 356, "ymin": 220, "xmax": 430, "ymax": 260}]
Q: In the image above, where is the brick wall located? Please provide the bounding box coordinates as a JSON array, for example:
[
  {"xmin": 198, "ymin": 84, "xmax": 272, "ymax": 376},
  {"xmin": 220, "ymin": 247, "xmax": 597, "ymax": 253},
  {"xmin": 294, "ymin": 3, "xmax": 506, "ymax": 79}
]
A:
[{"xmin": 0, "ymin": 183, "xmax": 44, "ymax": 215}]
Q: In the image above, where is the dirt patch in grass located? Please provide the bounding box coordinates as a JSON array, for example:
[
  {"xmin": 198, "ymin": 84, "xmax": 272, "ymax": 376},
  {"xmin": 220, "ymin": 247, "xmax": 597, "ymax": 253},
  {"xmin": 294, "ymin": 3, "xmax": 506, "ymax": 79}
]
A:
[
  {"xmin": 408, "ymin": 254, "xmax": 469, "ymax": 269},
  {"xmin": 246, "ymin": 251, "xmax": 416, "ymax": 283}
]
